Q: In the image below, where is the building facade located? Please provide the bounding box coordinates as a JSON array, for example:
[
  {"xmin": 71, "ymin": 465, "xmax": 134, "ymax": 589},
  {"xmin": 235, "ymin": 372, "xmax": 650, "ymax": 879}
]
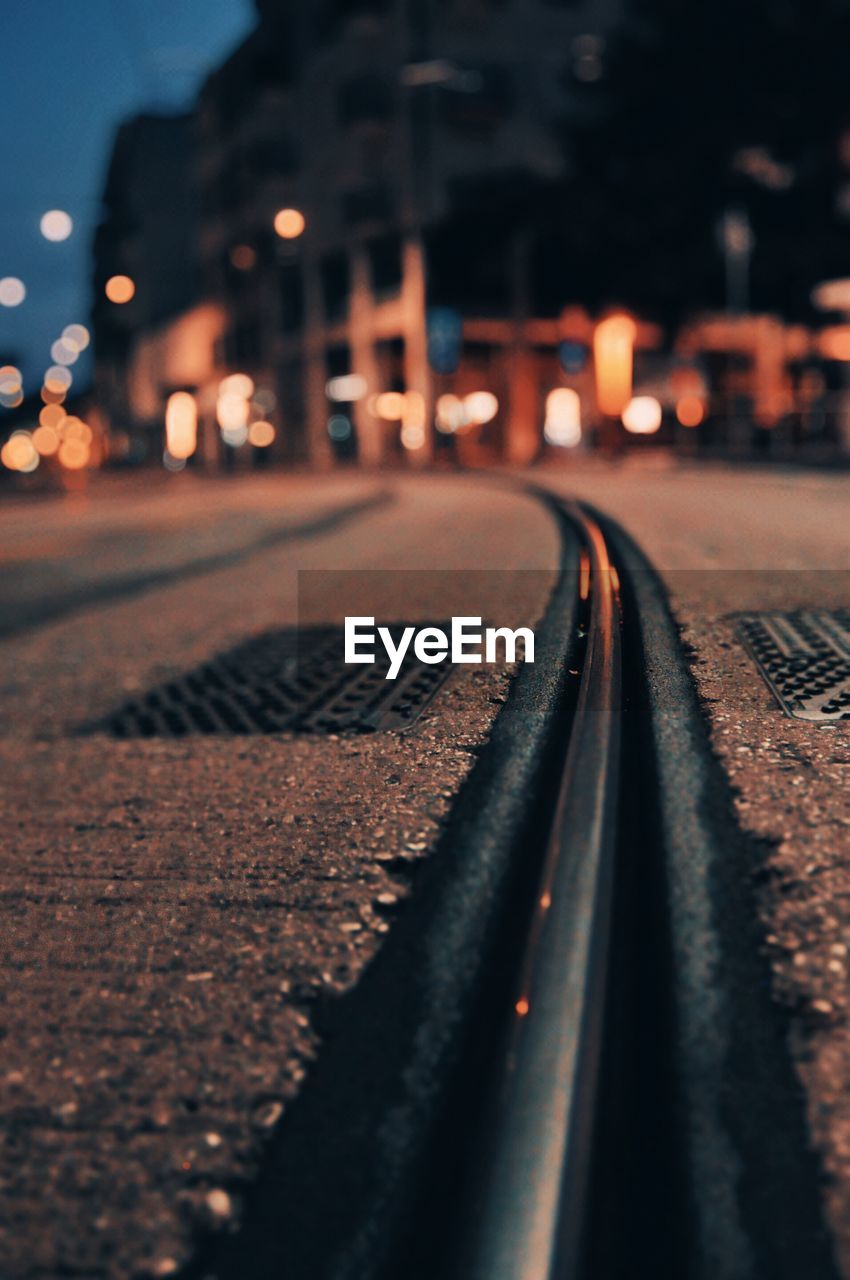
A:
[
  {"xmin": 189, "ymin": 0, "xmax": 623, "ymax": 468},
  {"xmin": 92, "ymin": 113, "xmax": 199, "ymax": 463}
]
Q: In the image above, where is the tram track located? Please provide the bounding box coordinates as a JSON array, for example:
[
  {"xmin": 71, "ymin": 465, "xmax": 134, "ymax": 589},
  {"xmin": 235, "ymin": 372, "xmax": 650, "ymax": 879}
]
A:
[{"xmin": 182, "ymin": 485, "xmax": 834, "ymax": 1280}]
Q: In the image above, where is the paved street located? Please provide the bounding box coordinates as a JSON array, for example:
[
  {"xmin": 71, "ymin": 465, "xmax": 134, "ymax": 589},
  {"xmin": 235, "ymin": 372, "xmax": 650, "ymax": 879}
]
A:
[
  {"xmin": 0, "ymin": 472, "xmax": 558, "ymax": 1278},
  {"xmin": 1, "ymin": 459, "xmax": 849, "ymax": 1277}
]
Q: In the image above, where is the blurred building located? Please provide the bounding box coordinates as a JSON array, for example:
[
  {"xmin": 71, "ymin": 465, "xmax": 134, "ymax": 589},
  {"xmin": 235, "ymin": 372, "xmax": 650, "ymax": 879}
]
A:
[
  {"xmin": 186, "ymin": 0, "xmax": 623, "ymax": 468},
  {"xmin": 92, "ymin": 112, "xmax": 200, "ymax": 462}
]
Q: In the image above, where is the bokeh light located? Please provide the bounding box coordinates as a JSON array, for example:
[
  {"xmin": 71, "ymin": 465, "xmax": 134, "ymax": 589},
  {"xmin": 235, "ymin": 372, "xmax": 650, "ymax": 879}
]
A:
[
  {"xmin": 33, "ymin": 424, "xmax": 60, "ymax": 456},
  {"xmin": 0, "ymin": 366, "xmax": 23, "ymax": 407},
  {"xmin": 219, "ymin": 373, "xmax": 254, "ymax": 399},
  {"xmin": 40, "ymin": 210, "xmax": 73, "ymax": 242},
  {"xmin": 435, "ymin": 394, "xmax": 467, "ymax": 433},
  {"xmin": 463, "ymin": 391, "xmax": 499, "ymax": 424},
  {"xmin": 62, "ymin": 324, "xmax": 90, "ymax": 352},
  {"xmin": 819, "ymin": 327, "xmax": 850, "ymax": 361},
  {"xmin": 165, "ymin": 392, "xmax": 198, "ymax": 460},
  {"xmin": 217, "ymin": 393, "xmax": 250, "ymax": 431},
  {"xmin": 544, "ymin": 388, "xmax": 582, "ymax": 447},
  {"xmin": 44, "ymin": 365, "xmax": 73, "ymax": 393},
  {"xmin": 326, "ymin": 374, "xmax": 368, "ymax": 402},
  {"xmin": 0, "ymin": 278, "xmax": 26, "ymax": 307},
  {"xmin": 230, "ymin": 244, "xmax": 257, "ymax": 270},
  {"xmin": 58, "ymin": 437, "xmax": 91, "ymax": 470},
  {"xmin": 221, "ymin": 422, "xmax": 249, "ymax": 447},
  {"xmin": 676, "ymin": 395, "xmax": 705, "ymax": 427},
  {"xmin": 374, "ymin": 391, "xmax": 406, "ymax": 421},
  {"xmin": 51, "ymin": 338, "xmax": 79, "ymax": 366},
  {"xmin": 248, "ymin": 420, "xmax": 275, "ymax": 447},
  {"xmin": 400, "ymin": 424, "xmax": 426, "ymax": 450},
  {"xmin": 1, "ymin": 431, "xmax": 39, "ymax": 472},
  {"xmin": 327, "ymin": 414, "xmax": 352, "ymax": 441},
  {"xmin": 622, "ymin": 395, "xmax": 662, "ymax": 434},
  {"xmin": 594, "ymin": 314, "xmax": 637, "ymax": 416},
  {"xmin": 62, "ymin": 417, "xmax": 93, "ymax": 445},
  {"xmin": 252, "ymin": 388, "xmax": 277, "ymax": 415},
  {"xmin": 39, "ymin": 404, "xmax": 66, "ymax": 430},
  {"xmin": 105, "ymin": 275, "xmax": 135, "ymax": 304},
  {"xmin": 273, "ymin": 208, "xmax": 306, "ymax": 239}
]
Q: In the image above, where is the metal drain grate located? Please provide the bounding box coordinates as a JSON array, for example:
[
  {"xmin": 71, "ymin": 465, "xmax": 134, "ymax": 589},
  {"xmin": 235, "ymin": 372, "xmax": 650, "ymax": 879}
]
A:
[
  {"xmin": 739, "ymin": 610, "xmax": 850, "ymax": 723},
  {"xmin": 85, "ymin": 625, "xmax": 456, "ymax": 737}
]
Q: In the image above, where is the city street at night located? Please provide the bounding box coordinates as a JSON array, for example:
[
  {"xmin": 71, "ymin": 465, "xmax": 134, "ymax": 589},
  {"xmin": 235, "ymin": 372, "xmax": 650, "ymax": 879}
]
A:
[
  {"xmin": 1, "ymin": 460, "xmax": 849, "ymax": 1278},
  {"xmin": 3, "ymin": 0, "xmax": 850, "ymax": 1277}
]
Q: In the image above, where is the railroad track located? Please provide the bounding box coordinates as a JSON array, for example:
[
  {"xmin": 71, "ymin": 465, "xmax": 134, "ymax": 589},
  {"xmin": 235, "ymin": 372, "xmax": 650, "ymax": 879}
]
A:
[
  {"xmin": 186, "ymin": 489, "xmax": 835, "ymax": 1280},
  {"xmin": 460, "ymin": 500, "xmax": 622, "ymax": 1280}
]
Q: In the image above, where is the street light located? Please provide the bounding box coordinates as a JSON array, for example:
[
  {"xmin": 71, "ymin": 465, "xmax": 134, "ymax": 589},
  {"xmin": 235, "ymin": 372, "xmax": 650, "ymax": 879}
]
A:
[
  {"xmin": 40, "ymin": 210, "xmax": 73, "ymax": 242},
  {"xmin": 105, "ymin": 275, "xmax": 135, "ymax": 304},
  {"xmin": 273, "ymin": 208, "xmax": 306, "ymax": 240}
]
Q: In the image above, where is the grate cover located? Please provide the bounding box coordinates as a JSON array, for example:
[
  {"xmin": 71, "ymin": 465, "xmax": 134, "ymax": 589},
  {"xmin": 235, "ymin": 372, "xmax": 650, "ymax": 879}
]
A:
[
  {"xmin": 85, "ymin": 625, "xmax": 456, "ymax": 737},
  {"xmin": 739, "ymin": 610, "xmax": 850, "ymax": 723}
]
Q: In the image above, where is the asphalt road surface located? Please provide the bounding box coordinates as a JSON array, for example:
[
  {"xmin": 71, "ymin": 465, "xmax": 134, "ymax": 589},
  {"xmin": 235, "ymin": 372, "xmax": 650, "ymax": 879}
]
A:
[{"xmin": 1, "ymin": 459, "xmax": 848, "ymax": 1278}]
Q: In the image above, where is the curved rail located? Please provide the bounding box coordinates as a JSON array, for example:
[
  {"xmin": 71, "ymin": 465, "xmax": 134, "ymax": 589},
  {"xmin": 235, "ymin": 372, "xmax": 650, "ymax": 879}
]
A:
[{"xmin": 465, "ymin": 500, "xmax": 622, "ymax": 1280}]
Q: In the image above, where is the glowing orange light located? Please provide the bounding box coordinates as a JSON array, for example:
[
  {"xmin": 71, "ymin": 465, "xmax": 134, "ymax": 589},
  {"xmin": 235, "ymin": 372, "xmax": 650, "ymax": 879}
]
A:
[
  {"xmin": 105, "ymin": 274, "xmax": 135, "ymax": 304},
  {"xmin": 820, "ymin": 327, "xmax": 850, "ymax": 362},
  {"xmin": 375, "ymin": 391, "xmax": 406, "ymax": 421},
  {"xmin": 579, "ymin": 551, "xmax": 591, "ymax": 601},
  {"xmin": 33, "ymin": 425, "xmax": 60, "ymax": 456},
  {"xmin": 594, "ymin": 314, "xmax": 637, "ymax": 416},
  {"xmin": 61, "ymin": 422, "xmax": 91, "ymax": 451},
  {"xmin": 58, "ymin": 437, "xmax": 90, "ymax": 470},
  {"xmin": 41, "ymin": 385, "xmax": 66, "ymax": 405},
  {"xmin": 39, "ymin": 404, "xmax": 66, "ymax": 430},
  {"xmin": 515, "ymin": 998, "xmax": 530, "ymax": 1018},
  {"xmin": 403, "ymin": 390, "xmax": 426, "ymax": 430},
  {"xmin": 0, "ymin": 365, "xmax": 22, "ymax": 393},
  {"xmin": 273, "ymin": 208, "xmax": 306, "ymax": 240},
  {"xmin": 248, "ymin": 420, "xmax": 275, "ymax": 447},
  {"xmin": 676, "ymin": 395, "xmax": 704, "ymax": 427},
  {"xmin": 1, "ymin": 432, "xmax": 39, "ymax": 472},
  {"xmin": 165, "ymin": 392, "xmax": 198, "ymax": 460}
]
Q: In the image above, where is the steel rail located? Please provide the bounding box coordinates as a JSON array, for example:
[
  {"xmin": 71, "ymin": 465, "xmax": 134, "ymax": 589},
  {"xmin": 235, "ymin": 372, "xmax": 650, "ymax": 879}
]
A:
[{"xmin": 465, "ymin": 500, "xmax": 623, "ymax": 1280}]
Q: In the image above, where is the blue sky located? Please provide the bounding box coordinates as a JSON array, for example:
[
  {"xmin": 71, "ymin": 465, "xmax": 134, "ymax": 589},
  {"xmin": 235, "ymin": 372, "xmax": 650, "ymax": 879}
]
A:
[{"xmin": 0, "ymin": 0, "xmax": 254, "ymax": 391}]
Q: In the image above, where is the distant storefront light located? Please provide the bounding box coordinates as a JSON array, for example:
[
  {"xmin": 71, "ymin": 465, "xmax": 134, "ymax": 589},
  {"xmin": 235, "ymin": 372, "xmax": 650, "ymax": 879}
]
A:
[
  {"xmin": 594, "ymin": 314, "xmax": 636, "ymax": 417},
  {"xmin": 274, "ymin": 208, "xmax": 306, "ymax": 240}
]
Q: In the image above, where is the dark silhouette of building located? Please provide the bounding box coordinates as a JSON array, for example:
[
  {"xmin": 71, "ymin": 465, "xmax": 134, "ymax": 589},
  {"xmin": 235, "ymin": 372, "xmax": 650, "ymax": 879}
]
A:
[{"xmin": 92, "ymin": 113, "xmax": 198, "ymax": 460}]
